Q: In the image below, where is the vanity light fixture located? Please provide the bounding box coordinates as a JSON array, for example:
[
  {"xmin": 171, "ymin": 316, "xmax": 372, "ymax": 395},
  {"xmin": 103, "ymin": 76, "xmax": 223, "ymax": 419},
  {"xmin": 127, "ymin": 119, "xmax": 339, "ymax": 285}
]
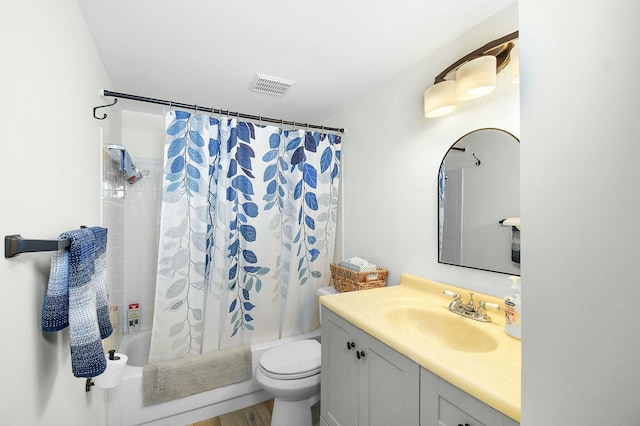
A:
[
  {"xmin": 511, "ymin": 44, "xmax": 520, "ymax": 83},
  {"xmin": 456, "ymin": 55, "xmax": 497, "ymax": 101},
  {"xmin": 424, "ymin": 80, "xmax": 458, "ymax": 118},
  {"xmin": 424, "ymin": 31, "xmax": 518, "ymax": 118}
]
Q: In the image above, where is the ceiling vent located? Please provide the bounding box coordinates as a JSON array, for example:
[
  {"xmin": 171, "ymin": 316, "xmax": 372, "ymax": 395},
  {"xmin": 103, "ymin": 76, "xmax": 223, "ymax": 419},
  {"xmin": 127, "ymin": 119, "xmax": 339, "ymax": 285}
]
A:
[{"xmin": 250, "ymin": 73, "xmax": 294, "ymax": 96}]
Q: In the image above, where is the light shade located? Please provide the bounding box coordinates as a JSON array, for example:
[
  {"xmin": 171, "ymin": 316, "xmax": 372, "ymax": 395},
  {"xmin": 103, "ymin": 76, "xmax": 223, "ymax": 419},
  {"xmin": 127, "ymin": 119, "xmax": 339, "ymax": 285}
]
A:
[
  {"xmin": 455, "ymin": 55, "xmax": 497, "ymax": 101},
  {"xmin": 511, "ymin": 45, "xmax": 520, "ymax": 83},
  {"xmin": 424, "ymin": 80, "xmax": 458, "ymax": 118}
]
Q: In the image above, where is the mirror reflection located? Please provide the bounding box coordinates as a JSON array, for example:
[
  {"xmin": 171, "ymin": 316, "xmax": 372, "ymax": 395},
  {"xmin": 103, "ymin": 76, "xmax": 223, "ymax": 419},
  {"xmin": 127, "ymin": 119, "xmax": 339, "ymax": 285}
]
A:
[{"xmin": 438, "ymin": 128, "xmax": 520, "ymax": 275}]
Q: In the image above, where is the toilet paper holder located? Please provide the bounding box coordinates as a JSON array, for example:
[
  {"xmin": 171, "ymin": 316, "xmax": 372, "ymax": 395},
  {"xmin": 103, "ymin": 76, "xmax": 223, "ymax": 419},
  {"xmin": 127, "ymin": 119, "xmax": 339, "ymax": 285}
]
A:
[{"xmin": 85, "ymin": 350, "xmax": 120, "ymax": 392}]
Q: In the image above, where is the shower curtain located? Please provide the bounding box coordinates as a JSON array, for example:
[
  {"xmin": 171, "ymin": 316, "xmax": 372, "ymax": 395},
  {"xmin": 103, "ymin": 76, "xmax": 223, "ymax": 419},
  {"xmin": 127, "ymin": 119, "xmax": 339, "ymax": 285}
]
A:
[{"xmin": 149, "ymin": 111, "xmax": 341, "ymax": 362}]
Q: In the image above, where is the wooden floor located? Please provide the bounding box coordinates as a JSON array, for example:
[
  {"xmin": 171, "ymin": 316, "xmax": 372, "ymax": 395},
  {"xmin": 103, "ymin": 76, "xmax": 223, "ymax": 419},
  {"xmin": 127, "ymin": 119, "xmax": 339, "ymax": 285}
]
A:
[
  {"xmin": 188, "ymin": 399, "xmax": 320, "ymax": 426},
  {"xmin": 188, "ymin": 400, "xmax": 274, "ymax": 426}
]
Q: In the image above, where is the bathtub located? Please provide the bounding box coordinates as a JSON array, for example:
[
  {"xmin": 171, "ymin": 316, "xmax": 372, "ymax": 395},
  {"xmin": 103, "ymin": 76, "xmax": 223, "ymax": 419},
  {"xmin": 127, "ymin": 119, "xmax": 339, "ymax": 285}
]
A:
[{"xmin": 107, "ymin": 328, "xmax": 321, "ymax": 426}]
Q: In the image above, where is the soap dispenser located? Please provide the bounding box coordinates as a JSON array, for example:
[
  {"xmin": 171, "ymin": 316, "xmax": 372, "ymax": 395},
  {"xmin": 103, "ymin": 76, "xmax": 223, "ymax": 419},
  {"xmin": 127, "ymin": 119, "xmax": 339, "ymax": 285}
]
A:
[{"xmin": 504, "ymin": 276, "xmax": 521, "ymax": 339}]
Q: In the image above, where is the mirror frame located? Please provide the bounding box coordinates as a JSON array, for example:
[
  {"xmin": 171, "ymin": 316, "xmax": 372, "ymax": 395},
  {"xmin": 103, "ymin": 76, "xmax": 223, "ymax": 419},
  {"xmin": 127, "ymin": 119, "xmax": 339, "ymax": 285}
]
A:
[{"xmin": 437, "ymin": 128, "xmax": 520, "ymax": 275}]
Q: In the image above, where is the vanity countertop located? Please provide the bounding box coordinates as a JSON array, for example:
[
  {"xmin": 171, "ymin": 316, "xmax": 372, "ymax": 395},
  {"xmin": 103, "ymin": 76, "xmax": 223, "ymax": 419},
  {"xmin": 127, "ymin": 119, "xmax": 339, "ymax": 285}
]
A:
[{"xmin": 320, "ymin": 273, "xmax": 521, "ymax": 422}]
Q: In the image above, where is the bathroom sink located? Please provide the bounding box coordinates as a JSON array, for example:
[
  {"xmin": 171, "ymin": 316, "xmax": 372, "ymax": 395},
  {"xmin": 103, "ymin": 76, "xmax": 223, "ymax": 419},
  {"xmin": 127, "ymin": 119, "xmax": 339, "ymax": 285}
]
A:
[{"xmin": 382, "ymin": 305, "xmax": 499, "ymax": 353}]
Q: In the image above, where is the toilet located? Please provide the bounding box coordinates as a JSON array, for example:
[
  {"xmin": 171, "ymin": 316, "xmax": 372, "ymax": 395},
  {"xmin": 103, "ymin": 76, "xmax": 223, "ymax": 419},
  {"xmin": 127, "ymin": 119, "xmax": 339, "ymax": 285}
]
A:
[{"xmin": 255, "ymin": 286, "xmax": 337, "ymax": 426}]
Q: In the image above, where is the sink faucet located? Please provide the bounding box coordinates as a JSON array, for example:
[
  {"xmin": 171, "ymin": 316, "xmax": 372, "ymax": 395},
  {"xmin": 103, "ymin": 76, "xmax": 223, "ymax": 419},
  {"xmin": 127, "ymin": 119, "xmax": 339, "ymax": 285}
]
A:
[
  {"xmin": 443, "ymin": 290, "xmax": 499, "ymax": 323},
  {"xmin": 459, "ymin": 292, "xmax": 477, "ymax": 314}
]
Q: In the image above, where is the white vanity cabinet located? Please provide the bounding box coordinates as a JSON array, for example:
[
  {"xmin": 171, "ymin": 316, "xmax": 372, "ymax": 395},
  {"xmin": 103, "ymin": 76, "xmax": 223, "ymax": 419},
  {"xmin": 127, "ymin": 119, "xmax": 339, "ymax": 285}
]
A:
[
  {"xmin": 320, "ymin": 307, "xmax": 420, "ymax": 426},
  {"xmin": 321, "ymin": 306, "xmax": 520, "ymax": 426},
  {"xmin": 420, "ymin": 367, "xmax": 519, "ymax": 426}
]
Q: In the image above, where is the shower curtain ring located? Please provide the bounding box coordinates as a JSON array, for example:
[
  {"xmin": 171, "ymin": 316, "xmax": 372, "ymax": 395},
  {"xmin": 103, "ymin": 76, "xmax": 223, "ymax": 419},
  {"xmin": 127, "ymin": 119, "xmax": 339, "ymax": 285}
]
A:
[
  {"xmin": 168, "ymin": 100, "xmax": 173, "ymax": 111},
  {"xmin": 194, "ymin": 104, "xmax": 199, "ymax": 114}
]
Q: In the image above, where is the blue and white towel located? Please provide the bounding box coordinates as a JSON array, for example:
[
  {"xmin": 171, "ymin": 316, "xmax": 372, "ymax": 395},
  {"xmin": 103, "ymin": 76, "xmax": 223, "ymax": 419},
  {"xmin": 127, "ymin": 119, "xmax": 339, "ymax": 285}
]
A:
[
  {"xmin": 121, "ymin": 150, "xmax": 143, "ymax": 184},
  {"xmin": 41, "ymin": 227, "xmax": 112, "ymax": 378},
  {"xmin": 121, "ymin": 149, "xmax": 135, "ymax": 178},
  {"xmin": 89, "ymin": 226, "xmax": 112, "ymax": 339},
  {"xmin": 41, "ymin": 250, "xmax": 70, "ymax": 331}
]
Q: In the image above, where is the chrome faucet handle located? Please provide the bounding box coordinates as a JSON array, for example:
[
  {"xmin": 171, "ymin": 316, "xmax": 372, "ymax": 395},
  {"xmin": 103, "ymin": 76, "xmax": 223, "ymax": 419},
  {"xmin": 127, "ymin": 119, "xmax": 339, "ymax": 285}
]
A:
[
  {"xmin": 475, "ymin": 301, "xmax": 488, "ymax": 317},
  {"xmin": 466, "ymin": 293, "xmax": 476, "ymax": 310},
  {"xmin": 443, "ymin": 290, "xmax": 461, "ymax": 310},
  {"xmin": 475, "ymin": 300, "xmax": 501, "ymax": 321},
  {"xmin": 480, "ymin": 301, "xmax": 501, "ymax": 311},
  {"xmin": 443, "ymin": 290, "xmax": 459, "ymax": 299}
]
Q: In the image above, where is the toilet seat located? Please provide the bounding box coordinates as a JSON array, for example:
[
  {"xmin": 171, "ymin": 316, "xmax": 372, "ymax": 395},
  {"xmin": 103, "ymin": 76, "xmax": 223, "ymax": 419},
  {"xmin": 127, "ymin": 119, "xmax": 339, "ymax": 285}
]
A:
[{"xmin": 259, "ymin": 340, "xmax": 321, "ymax": 380}]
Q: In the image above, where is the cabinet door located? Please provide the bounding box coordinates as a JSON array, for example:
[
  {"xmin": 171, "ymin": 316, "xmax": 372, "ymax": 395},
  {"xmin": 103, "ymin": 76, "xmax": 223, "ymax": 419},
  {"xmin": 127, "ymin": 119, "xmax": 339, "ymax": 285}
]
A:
[
  {"xmin": 421, "ymin": 367, "xmax": 518, "ymax": 426},
  {"xmin": 357, "ymin": 331, "xmax": 420, "ymax": 426},
  {"xmin": 420, "ymin": 367, "xmax": 440, "ymax": 426},
  {"xmin": 321, "ymin": 308, "xmax": 359, "ymax": 426}
]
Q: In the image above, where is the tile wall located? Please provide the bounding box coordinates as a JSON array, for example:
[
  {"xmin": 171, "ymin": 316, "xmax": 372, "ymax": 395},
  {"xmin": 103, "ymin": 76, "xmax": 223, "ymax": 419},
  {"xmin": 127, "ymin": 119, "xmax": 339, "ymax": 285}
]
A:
[{"xmin": 102, "ymin": 149, "xmax": 162, "ymax": 339}]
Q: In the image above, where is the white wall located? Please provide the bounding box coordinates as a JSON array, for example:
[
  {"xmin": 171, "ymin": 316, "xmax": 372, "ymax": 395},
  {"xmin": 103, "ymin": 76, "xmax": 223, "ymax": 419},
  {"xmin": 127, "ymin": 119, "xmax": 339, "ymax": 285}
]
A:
[
  {"xmin": 0, "ymin": 1, "xmax": 119, "ymax": 425},
  {"xmin": 327, "ymin": 4, "xmax": 520, "ymax": 297},
  {"xmin": 122, "ymin": 111, "xmax": 165, "ymax": 160},
  {"xmin": 520, "ymin": 0, "xmax": 640, "ymax": 424}
]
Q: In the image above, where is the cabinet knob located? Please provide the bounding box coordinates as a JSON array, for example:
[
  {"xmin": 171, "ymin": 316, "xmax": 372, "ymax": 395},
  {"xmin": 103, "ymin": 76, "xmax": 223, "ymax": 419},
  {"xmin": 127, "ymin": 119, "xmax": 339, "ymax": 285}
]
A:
[
  {"xmin": 347, "ymin": 341, "xmax": 355, "ymax": 350},
  {"xmin": 356, "ymin": 350, "xmax": 366, "ymax": 359}
]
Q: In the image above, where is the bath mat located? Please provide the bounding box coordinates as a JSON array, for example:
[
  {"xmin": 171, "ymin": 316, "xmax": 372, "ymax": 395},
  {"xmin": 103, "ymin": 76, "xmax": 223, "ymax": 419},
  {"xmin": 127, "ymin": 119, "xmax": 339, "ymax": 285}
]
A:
[{"xmin": 143, "ymin": 346, "xmax": 252, "ymax": 405}]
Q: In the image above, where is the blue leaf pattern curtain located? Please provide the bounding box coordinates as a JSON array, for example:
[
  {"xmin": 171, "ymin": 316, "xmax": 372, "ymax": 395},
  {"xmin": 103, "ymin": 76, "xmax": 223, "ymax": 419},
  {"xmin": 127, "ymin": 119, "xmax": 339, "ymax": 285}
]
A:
[{"xmin": 149, "ymin": 111, "xmax": 341, "ymax": 362}]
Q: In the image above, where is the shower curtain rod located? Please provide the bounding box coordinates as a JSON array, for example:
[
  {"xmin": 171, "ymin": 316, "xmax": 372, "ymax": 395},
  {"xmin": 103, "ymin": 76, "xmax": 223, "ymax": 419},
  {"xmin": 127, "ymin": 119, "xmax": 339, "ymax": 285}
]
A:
[{"xmin": 98, "ymin": 90, "xmax": 345, "ymax": 134}]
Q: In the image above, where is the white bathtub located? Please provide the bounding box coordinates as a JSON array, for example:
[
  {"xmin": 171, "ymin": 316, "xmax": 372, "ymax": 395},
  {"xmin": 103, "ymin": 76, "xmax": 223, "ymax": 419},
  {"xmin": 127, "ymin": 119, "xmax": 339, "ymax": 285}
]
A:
[{"xmin": 107, "ymin": 328, "xmax": 321, "ymax": 426}]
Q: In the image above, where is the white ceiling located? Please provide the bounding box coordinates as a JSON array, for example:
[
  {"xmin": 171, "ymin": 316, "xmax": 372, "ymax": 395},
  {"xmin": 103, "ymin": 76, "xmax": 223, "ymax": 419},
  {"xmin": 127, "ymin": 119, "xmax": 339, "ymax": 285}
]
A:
[{"xmin": 78, "ymin": 0, "xmax": 516, "ymax": 124}]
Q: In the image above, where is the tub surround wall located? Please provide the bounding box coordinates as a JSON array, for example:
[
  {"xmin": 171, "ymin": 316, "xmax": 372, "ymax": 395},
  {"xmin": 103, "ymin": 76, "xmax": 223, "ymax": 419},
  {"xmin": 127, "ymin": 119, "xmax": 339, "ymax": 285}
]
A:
[
  {"xmin": 122, "ymin": 158, "xmax": 162, "ymax": 333},
  {"xmin": 102, "ymin": 154, "xmax": 125, "ymax": 349},
  {"xmin": 102, "ymin": 154, "xmax": 162, "ymax": 335},
  {"xmin": 117, "ymin": 112, "xmax": 166, "ymax": 333}
]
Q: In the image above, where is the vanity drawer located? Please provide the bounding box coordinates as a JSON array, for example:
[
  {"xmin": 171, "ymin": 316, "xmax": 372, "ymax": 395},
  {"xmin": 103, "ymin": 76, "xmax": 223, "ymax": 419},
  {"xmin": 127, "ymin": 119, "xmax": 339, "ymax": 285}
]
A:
[
  {"xmin": 439, "ymin": 396, "xmax": 487, "ymax": 426},
  {"xmin": 421, "ymin": 367, "xmax": 519, "ymax": 426},
  {"xmin": 438, "ymin": 378, "xmax": 503, "ymax": 426}
]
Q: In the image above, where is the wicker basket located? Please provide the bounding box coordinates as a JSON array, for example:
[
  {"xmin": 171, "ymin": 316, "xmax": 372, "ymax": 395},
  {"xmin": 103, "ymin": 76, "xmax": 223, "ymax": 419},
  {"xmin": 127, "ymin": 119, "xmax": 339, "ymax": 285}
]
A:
[{"xmin": 330, "ymin": 263, "xmax": 388, "ymax": 293}]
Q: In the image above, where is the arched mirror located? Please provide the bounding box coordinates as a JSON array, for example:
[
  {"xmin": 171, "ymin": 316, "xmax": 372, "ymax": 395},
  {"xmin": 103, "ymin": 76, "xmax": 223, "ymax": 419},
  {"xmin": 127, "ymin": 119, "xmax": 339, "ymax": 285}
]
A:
[{"xmin": 438, "ymin": 128, "xmax": 520, "ymax": 275}]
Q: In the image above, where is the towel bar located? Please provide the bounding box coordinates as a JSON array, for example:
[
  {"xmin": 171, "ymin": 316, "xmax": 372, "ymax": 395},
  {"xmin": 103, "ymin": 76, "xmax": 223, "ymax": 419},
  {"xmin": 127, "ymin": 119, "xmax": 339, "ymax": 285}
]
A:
[{"xmin": 4, "ymin": 234, "xmax": 71, "ymax": 259}]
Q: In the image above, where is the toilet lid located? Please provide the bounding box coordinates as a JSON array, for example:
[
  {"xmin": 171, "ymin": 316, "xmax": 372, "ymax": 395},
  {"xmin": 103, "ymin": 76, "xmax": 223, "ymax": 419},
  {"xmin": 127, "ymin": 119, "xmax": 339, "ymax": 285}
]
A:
[{"xmin": 259, "ymin": 340, "xmax": 321, "ymax": 379}]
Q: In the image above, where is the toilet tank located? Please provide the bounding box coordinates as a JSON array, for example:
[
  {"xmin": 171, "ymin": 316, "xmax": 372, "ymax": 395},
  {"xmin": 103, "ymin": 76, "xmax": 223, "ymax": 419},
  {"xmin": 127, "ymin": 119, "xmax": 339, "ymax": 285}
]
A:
[
  {"xmin": 317, "ymin": 286, "xmax": 338, "ymax": 297},
  {"xmin": 317, "ymin": 286, "xmax": 338, "ymax": 324}
]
